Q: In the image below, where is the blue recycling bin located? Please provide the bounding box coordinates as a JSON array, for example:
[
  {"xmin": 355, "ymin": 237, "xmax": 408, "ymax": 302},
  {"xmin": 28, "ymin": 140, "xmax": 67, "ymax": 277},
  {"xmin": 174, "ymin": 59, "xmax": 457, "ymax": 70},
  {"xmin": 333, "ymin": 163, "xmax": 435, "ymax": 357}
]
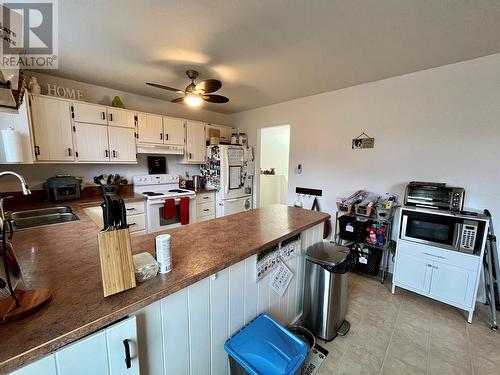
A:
[{"xmin": 224, "ymin": 313, "xmax": 308, "ymax": 375}]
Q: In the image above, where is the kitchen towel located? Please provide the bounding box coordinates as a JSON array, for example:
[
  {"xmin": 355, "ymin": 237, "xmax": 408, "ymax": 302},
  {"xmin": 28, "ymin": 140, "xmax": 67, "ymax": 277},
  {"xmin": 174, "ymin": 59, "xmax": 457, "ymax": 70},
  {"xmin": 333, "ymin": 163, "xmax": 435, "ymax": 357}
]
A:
[
  {"xmin": 163, "ymin": 198, "xmax": 176, "ymax": 220},
  {"xmin": 180, "ymin": 197, "xmax": 190, "ymax": 225}
]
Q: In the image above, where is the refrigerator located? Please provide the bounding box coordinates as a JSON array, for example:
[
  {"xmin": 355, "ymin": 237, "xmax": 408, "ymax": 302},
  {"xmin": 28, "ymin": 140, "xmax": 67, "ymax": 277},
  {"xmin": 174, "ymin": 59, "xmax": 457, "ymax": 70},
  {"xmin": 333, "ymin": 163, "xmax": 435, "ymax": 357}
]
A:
[{"xmin": 205, "ymin": 145, "xmax": 254, "ymax": 217}]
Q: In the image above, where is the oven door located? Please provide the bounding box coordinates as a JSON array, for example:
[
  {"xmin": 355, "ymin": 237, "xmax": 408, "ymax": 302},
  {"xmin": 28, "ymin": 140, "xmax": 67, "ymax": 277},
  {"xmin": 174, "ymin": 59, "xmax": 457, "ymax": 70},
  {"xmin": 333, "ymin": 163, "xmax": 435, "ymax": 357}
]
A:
[
  {"xmin": 148, "ymin": 200, "xmax": 181, "ymax": 232},
  {"xmin": 400, "ymin": 210, "xmax": 461, "ymax": 251}
]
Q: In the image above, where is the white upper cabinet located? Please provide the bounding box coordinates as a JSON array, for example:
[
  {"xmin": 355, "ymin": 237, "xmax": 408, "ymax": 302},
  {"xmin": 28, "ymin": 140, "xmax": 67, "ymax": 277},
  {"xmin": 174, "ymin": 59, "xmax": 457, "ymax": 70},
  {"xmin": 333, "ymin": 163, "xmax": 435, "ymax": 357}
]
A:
[
  {"xmin": 72, "ymin": 102, "xmax": 107, "ymax": 125},
  {"xmin": 107, "ymin": 107, "xmax": 136, "ymax": 128},
  {"xmin": 74, "ymin": 122, "xmax": 110, "ymax": 162},
  {"xmin": 162, "ymin": 116, "xmax": 185, "ymax": 145},
  {"xmin": 30, "ymin": 95, "xmax": 74, "ymax": 162},
  {"xmin": 136, "ymin": 113, "xmax": 163, "ymax": 144},
  {"xmin": 108, "ymin": 127, "xmax": 137, "ymax": 162},
  {"xmin": 185, "ymin": 121, "xmax": 206, "ymax": 163}
]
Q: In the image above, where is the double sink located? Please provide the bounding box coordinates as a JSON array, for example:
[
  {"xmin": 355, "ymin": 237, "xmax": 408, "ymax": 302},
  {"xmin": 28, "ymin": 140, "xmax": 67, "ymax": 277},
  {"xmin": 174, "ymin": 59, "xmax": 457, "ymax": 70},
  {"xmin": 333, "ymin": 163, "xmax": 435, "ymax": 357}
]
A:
[{"xmin": 8, "ymin": 206, "xmax": 79, "ymax": 231}]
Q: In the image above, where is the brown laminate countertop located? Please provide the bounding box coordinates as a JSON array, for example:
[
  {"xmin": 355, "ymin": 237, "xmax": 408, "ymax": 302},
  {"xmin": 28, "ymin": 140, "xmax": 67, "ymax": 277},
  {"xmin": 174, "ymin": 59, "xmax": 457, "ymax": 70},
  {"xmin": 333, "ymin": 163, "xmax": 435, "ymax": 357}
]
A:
[{"xmin": 0, "ymin": 204, "xmax": 328, "ymax": 373}]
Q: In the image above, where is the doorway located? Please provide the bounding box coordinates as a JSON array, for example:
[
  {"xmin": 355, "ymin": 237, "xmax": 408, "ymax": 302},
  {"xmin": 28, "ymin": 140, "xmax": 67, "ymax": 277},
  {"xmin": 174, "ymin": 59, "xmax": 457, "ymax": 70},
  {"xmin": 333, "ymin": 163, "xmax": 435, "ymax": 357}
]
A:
[{"xmin": 259, "ymin": 125, "xmax": 290, "ymax": 207}]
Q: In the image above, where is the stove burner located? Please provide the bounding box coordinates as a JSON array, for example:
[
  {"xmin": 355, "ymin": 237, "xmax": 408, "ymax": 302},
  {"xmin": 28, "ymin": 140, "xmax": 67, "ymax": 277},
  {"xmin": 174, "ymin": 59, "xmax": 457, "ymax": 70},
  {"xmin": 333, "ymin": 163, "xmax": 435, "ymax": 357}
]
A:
[
  {"xmin": 142, "ymin": 191, "xmax": 164, "ymax": 196},
  {"xmin": 168, "ymin": 189, "xmax": 189, "ymax": 193}
]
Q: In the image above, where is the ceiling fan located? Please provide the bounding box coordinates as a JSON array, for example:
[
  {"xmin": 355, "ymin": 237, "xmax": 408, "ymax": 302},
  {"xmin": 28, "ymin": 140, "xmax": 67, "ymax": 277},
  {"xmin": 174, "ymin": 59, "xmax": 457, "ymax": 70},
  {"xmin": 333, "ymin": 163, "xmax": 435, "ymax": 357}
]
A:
[{"xmin": 146, "ymin": 70, "xmax": 229, "ymax": 107}]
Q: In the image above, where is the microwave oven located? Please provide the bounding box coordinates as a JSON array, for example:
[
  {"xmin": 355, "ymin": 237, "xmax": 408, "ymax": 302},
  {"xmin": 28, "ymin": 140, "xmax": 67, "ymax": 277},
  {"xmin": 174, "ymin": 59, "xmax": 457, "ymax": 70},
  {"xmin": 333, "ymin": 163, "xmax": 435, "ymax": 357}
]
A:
[{"xmin": 400, "ymin": 208, "xmax": 486, "ymax": 254}]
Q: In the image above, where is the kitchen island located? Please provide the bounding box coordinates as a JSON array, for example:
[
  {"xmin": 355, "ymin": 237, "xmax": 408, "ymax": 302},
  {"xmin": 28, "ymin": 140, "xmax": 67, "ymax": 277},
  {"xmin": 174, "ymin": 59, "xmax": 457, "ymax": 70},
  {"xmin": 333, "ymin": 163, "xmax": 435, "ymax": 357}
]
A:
[{"xmin": 0, "ymin": 204, "xmax": 328, "ymax": 374}]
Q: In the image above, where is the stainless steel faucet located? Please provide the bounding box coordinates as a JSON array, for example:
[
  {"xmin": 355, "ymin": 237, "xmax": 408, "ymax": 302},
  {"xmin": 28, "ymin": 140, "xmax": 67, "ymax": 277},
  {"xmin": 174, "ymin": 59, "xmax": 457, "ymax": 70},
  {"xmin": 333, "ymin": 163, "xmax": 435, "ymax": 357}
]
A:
[
  {"xmin": 0, "ymin": 171, "xmax": 31, "ymax": 223},
  {"xmin": 0, "ymin": 171, "xmax": 31, "ymax": 195}
]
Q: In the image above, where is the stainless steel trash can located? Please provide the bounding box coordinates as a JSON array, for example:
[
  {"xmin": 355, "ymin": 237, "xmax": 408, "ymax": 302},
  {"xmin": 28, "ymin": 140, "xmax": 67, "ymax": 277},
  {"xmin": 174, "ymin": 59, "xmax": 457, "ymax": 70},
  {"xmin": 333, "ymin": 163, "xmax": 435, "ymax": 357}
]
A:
[{"xmin": 302, "ymin": 242, "xmax": 351, "ymax": 341}]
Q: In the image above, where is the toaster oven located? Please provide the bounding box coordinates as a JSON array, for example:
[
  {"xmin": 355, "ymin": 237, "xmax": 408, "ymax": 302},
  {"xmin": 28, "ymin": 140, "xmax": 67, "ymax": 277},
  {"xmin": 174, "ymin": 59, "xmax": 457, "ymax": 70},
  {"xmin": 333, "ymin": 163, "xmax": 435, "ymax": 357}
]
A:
[{"xmin": 404, "ymin": 181, "xmax": 465, "ymax": 212}]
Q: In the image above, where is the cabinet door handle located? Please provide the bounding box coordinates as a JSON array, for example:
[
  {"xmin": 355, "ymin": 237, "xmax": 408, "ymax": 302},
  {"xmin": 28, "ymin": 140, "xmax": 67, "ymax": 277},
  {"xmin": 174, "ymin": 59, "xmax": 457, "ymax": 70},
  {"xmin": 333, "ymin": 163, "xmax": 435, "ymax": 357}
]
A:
[
  {"xmin": 433, "ymin": 266, "xmax": 439, "ymax": 269},
  {"xmin": 68, "ymin": 148, "xmax": 72, "ymax": 156},
  {"xmin": 203, "ymin": 196, "xmax": 209, "ymax": 200},
  {"xmin": 160, "ymin": 133, "xmax": 163, "ymax": 140},
  {"xmin": 189, "ymin": 152, "xmax": 192, "ymax": 159},
  {"xmin": 123, "ymin": 339, "xmax": 132, "ymax": 369},
  {"xmin": 34, "ymin": 145, "xmax": 40, "ymax": 155},
  {"xmin": 112, "ymin": 150, "xmax": 117, "ymax": 158},
  {"xmin": 105, "ymin": 150, "xmax": 109, "ymax": 157},
  {"xmin": 203, "ymin": 208, "xmax": 210, "ymax": 212},
  {"xmin": 109, "ymin": 113, "xmax": 113, "ymax": 121},
  {"xmin": 165, "ymin": 133, "xmax": 169, "ymax": 141},
  {"xmin": 101, "ymin": 111, "xmax": 106, "ymax": 120},
  {"xmin": 126, "ymin": 207, "xmax": 136, "ymax": 211},
  {"xmin": 427, "ymin": 264, "xmax": 432, "ymax": 267},
  {"xmin": 423, "ymin": 252, "xmax": 445, "ymax": 259}
]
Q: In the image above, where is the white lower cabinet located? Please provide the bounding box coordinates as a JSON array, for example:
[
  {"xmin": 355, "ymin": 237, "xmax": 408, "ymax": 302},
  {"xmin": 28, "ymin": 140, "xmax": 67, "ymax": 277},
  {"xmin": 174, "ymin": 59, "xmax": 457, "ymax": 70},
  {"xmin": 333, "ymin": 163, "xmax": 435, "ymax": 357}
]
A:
[
  {"xmin": 56, "ymin": 331, "xmax": 109, "ymax": 375},
  {"xmin": 106, "ymin": 317, "xmax": 140, "ymax": 375},
  {"xmin": 429, "ymin": 261, "xmax": 476, "ymax": 307},
  {"xmin": 11, "ymin": 354, "xmax": 57, "ymax": 375},
  {"xmin": 393, "ymin": 240, "xmax": 480, "ymax": 321},
  {"xmin": 393, "ymin": 251, "xmax": 432, "ymax": 294},
  {"xmin": 13, "ymin": 316, "xmax": 139, "ymax": 375}
]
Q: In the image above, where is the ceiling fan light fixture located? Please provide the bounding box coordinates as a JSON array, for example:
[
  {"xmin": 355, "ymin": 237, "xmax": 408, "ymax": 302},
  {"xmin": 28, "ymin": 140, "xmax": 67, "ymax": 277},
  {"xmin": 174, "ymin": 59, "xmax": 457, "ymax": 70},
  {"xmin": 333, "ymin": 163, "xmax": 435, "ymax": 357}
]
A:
[{"xmin": 184, "ymin": 92, "xmax": 202, "ymax": 107}]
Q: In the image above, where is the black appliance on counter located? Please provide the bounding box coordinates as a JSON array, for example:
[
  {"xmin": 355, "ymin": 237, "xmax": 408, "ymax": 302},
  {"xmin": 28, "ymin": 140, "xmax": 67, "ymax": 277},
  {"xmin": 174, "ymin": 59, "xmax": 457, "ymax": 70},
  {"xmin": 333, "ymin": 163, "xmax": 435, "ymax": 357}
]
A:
[
  {"xmin": 43, "ymin": 175, "xmax": 82, "ymax": 201},
  {"xmin": 147, "ymin": 156, "xmax": 167, "ymax": 174},
  {"xmin": 403, "ymin": 181, "xmax": 465, "ymax": 212}
]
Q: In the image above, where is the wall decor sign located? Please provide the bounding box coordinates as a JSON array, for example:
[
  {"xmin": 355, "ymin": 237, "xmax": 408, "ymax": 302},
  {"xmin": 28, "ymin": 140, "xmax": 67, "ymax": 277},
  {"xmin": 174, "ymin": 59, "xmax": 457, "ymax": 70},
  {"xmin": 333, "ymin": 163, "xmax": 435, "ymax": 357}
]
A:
[
  {"xmin": 47, "ymin": 84, "xmax": 83, "ymax": 100},
  {"xmin": 352, "ymin": 132, "xmax": 375, "ymax": 149}
]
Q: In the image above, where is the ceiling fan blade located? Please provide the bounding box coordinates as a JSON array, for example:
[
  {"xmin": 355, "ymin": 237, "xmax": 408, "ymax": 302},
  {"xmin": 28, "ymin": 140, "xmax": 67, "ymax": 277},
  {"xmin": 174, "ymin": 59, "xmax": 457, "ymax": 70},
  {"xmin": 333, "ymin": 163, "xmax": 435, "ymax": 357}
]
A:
[
  {"xmin": 146, "ymin": 82, "xmax": 184, "ymax": 94},
  {"xmin": 171, "ymin": 97, "xmax": 185, "ymax": 103},
  {"xmin": 195, "ymin": 79, "xmax": 222, "ymax": 93},
  {"xmin": 203, "ymin": 94, "xmax": 229, "ymax": 103}
]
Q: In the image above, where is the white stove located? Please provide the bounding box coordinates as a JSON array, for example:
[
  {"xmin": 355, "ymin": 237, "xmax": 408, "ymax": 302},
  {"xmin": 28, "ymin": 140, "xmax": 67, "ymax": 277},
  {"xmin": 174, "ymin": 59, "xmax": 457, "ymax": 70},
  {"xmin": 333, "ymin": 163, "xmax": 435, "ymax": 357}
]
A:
[{"xmin": 133, "ymin": 174, "xmax": 196, "ymax": 232}]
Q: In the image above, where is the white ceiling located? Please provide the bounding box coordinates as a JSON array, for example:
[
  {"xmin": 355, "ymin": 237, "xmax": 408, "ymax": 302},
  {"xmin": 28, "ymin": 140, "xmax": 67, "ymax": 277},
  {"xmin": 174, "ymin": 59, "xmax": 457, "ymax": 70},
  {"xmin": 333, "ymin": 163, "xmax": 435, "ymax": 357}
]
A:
[{"xmin": 52, "ymin": 0, "xmax": 500, "ymax": 114}]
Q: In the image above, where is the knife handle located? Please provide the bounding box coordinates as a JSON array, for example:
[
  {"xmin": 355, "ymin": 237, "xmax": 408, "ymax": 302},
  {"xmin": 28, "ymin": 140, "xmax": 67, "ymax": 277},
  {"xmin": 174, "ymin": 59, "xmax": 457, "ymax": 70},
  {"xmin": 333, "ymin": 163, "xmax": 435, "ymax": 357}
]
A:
[{"xmin": 118, "ymin": 199, "xmax": 128, "ymax": 229}]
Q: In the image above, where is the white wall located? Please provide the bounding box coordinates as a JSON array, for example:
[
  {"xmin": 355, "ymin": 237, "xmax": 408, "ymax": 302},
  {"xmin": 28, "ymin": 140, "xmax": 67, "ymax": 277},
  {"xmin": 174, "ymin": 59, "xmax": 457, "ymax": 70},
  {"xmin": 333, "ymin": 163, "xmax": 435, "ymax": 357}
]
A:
[
  {"xmin": 0, "ymin": 72, "xmax": 231, "ymax": 191},
  {"xmin": 260, "ymin": 125, "xmax": 290, "ymax": 176},
  {"xmin": 0, "ymin": 155, "xmax": 200, "ymax": 191},
  {"xmin": 234, "ymin": 54, "xmax": 500, "ymax": 234}
]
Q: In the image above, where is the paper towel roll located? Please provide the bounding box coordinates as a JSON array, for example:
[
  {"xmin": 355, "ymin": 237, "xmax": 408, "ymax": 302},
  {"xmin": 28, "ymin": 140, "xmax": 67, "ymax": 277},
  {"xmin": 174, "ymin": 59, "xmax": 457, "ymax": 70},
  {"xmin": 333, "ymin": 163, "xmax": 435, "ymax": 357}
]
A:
[{"xmin": 1, "ymin": 127, "xmax": 23, "ymax": 163}]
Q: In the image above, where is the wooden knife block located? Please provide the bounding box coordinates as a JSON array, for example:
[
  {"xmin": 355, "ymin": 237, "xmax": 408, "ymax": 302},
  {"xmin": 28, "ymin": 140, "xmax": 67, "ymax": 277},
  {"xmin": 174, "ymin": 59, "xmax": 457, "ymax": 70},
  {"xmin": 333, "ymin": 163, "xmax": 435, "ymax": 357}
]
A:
[{"xmin": 97, "ymin": 228, "xmax": 136, "ymax": 297}]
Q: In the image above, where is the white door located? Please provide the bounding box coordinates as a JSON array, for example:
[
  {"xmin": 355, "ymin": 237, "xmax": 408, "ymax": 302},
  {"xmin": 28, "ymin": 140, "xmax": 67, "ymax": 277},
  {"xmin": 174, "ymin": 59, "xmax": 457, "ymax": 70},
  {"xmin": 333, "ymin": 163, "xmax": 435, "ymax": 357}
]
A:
[
  {"xmin": 429, "ymin": 261, "xmax": 476, "ymax": 307},
  {"xmin": 30, "ymin": 95, "xmax": 74, "ymax": 161},
  {"xmin": 55, "ymin": 331, "xmax": 109, "ymax": 375},
  {"xmin": 185, "ymin": 121, "xmax": 206, "ymax": 163},
  {"xmin": 107, "ymin": 107, "xmax": 135, "ymax": 128},
  {"xmin": 137, "ymin": 113, "xmax": 163, "ymax": 144},
  {"xmin": 393, "ymin": 251, "xmax": 432, "ymax": 294},
  {"xmin": 74, "ymin": 122, "xmax": 110, "ymax": 162},
  {"xmin": 11, "ymin": 354, "xmax": 57, "ymax": 375},
  {"xmin": 163, "ymin": 116, "xmax": 185, "ymax": 145},
  {"xmin": 108, "ymin": 126, "xmax": 137, "ymax": 162},
  {"xmin": 106, "ymin": 316, "xmax": 140, "ymax": 375},
  {"xmin": 218, "ymin": 196, "xmax": 252, "ymax": 217},
  {"xmin": 72, "ymin": 102, "xmax": 107, "ymax": 125}
]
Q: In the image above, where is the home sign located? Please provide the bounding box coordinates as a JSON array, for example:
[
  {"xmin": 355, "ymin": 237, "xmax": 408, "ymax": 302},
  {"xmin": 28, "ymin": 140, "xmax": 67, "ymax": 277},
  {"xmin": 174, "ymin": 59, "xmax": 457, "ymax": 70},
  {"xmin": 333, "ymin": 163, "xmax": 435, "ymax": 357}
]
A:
[{"xmin": 47, "ymin": 84, "xmax": 84, "ymax": 100}]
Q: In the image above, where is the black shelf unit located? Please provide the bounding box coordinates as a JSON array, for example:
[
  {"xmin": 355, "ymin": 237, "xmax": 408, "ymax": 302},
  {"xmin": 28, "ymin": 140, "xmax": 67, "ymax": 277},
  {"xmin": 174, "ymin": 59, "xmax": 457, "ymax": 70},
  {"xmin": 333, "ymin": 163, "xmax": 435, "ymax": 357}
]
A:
[{"xmin": 333, "ymin": 207, "xmax": 397, "ymax": 283}]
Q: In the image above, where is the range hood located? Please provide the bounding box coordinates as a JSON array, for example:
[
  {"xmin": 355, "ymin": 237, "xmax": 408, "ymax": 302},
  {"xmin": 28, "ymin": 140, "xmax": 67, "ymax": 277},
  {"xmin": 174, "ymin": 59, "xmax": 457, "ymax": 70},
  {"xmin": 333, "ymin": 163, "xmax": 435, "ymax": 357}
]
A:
[{"xmin": 136, "ymin": 143, "xmax": 184, "ymax": 155}]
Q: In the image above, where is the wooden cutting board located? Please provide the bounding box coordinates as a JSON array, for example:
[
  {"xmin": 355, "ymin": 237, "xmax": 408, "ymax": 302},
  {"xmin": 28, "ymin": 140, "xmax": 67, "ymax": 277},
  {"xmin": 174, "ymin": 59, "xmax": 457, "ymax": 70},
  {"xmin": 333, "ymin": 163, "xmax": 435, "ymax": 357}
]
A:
[{"xmin": 97, "ymin": 228, "xmax": 136, "ymax": 297}]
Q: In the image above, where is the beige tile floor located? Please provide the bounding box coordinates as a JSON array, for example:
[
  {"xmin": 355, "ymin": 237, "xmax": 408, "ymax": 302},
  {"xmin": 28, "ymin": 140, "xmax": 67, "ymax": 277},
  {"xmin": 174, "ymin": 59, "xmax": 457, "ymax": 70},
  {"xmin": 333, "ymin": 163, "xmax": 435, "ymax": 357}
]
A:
[{"xmin": 317, "ymin": 273, "xmax": 500, "ymax": 375}]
